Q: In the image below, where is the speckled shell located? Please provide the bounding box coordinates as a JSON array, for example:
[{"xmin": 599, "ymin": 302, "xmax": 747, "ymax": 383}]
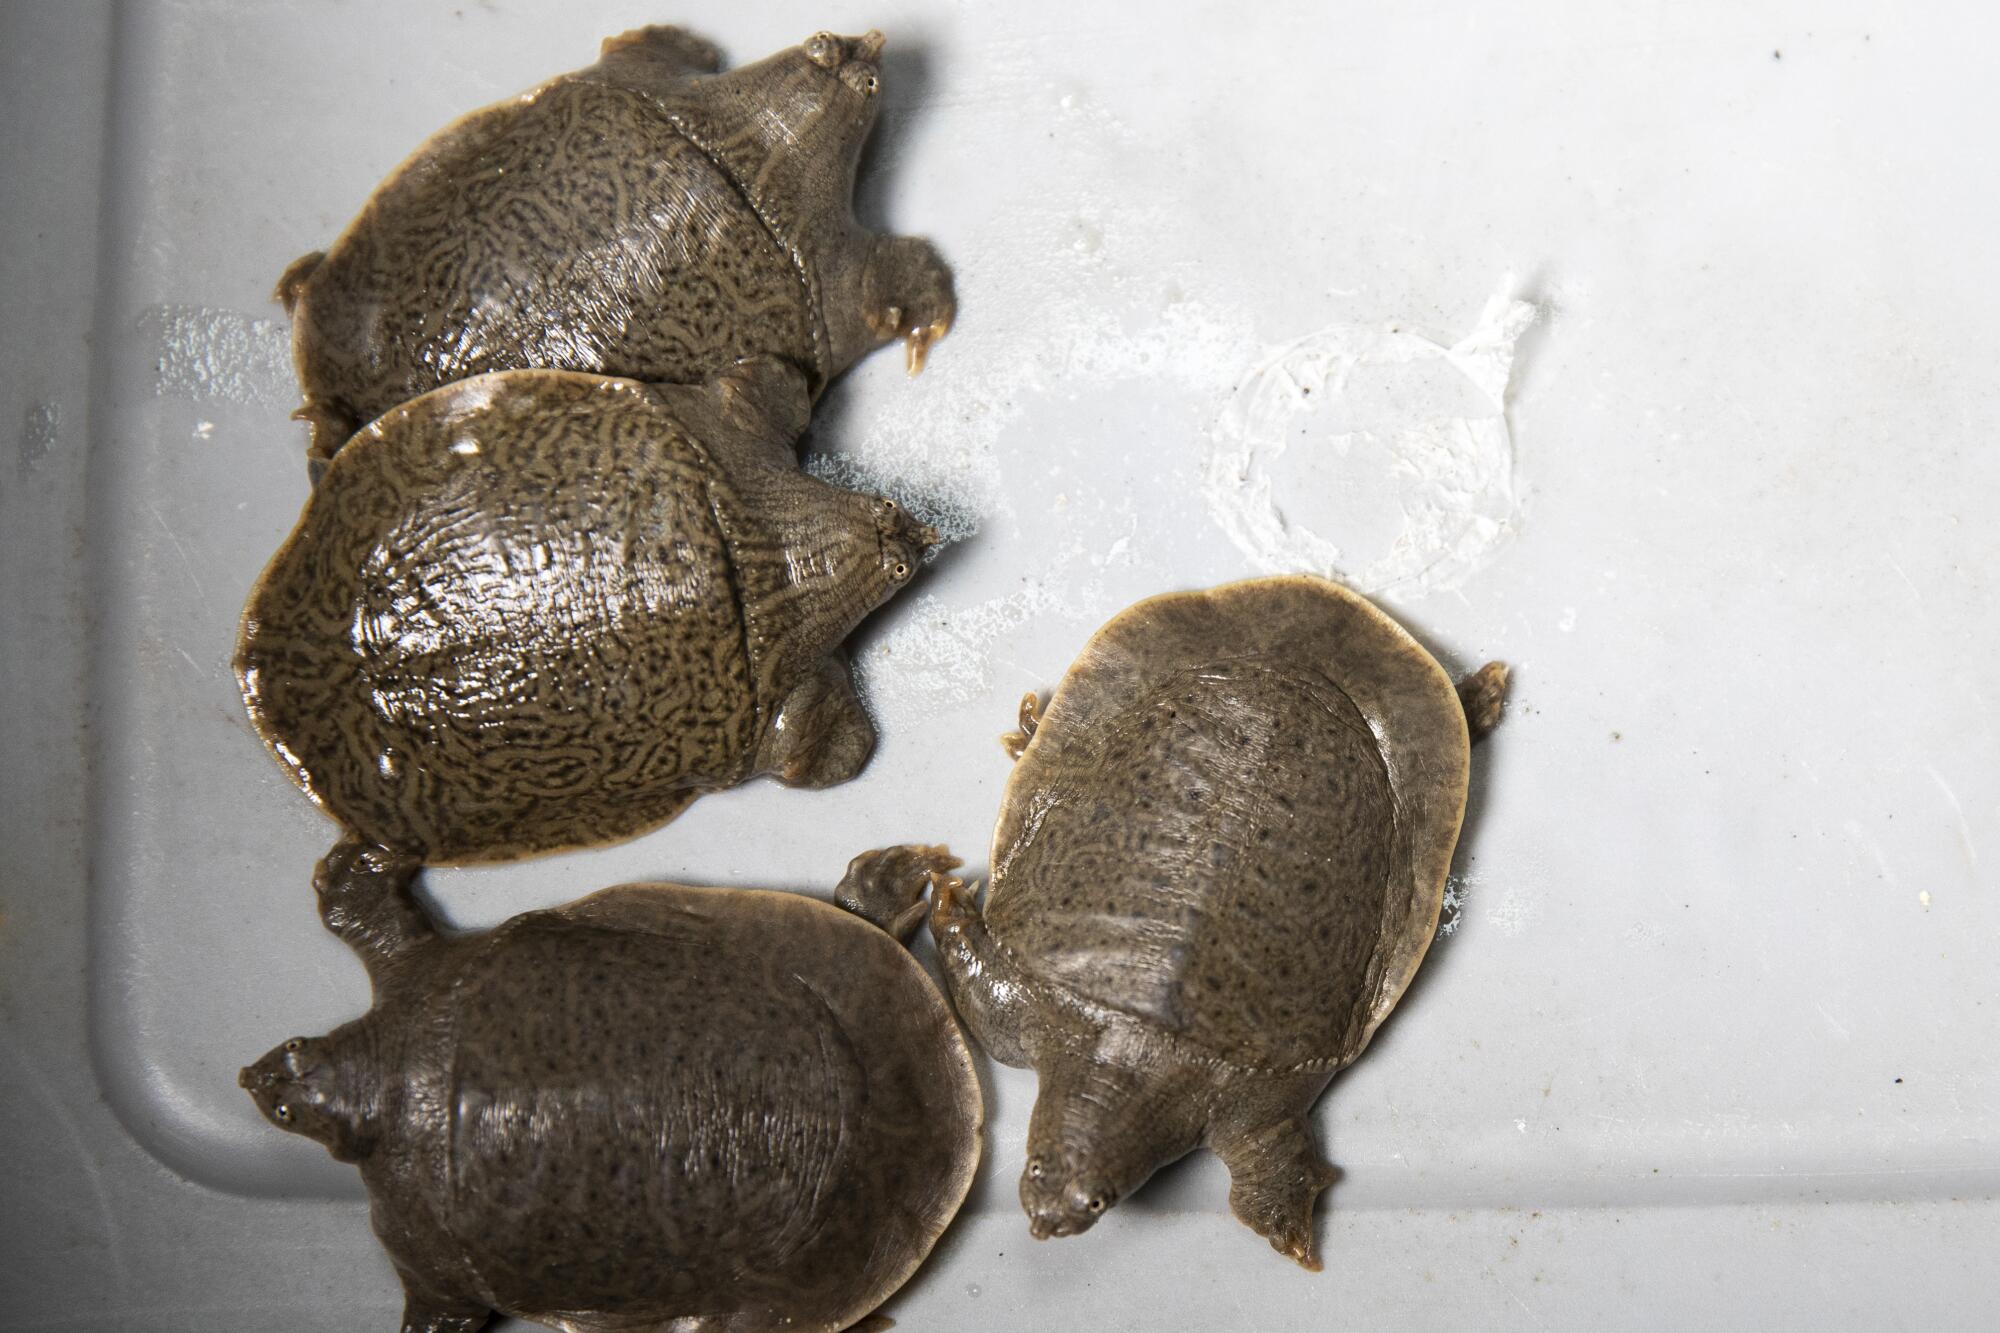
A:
[
  {"xmin": 235, "ymin": 367, "xmax": 915, "ymax": 862},
  {"xmin": 362, "ymin": 884, "xmax": 981, "ymax": 1332},
  {"xmin": 987, "ymin": 576, "xmax": 1471, "ymax": 1070},
  {"xmin": 291, "ymin": 76, "xmax": 813, "ymax": 431},
  {"xmin": 280, "ymin": 27, "xmax": 920, "ymax": 458}
]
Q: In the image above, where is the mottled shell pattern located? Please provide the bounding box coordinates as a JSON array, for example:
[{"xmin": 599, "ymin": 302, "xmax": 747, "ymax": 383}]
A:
[
  {"xmin": 280, "ymin": 26, "xmax": 953, "ymax": 464},
  {"xmin": 242, "ymin": 846, "xmax": 981, "ymax": 1333},
  {"xmin": 990, "ymin": 575, "xmax": 1474, "ymax": 1068},
  {"xmin": 236, "ymin": 362, "xmax": 936, "ymax": 862}
]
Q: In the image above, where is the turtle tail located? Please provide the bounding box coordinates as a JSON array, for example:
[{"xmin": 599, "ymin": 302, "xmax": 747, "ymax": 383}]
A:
[{"xmin": 1457, "ymin": 661, "xmax": 1511, "ymax": 744}]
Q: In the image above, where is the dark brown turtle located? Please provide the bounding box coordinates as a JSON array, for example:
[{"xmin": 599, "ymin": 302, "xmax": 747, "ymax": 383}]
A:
[
  {"xmin": 926, "ymin": 575, "xmax": 1509, "ymax": 1268},
  {"xmin": 234, "ymin": 358, "xmax": 938, "ymax": 864},
  {"xmin": 241, "ymin": 840, "xmax": 981, "ymax": 1333},
  {"xmin": 276, "ymin": 25, "xmax": 953, "ymax": 467}
]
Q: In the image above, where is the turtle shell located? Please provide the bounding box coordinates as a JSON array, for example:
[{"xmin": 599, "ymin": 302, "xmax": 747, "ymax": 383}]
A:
[
  {"xmin": 986, "ymin": 575, "xmax": 1470, "ymax": 1070},
  {"xmin": 369, "ymin": 884, "xmax": 981, "ymax": 1331},
  {"xmin": 235, "ymin": 368, "xmax": 888, "ymax": 862},
  {"xmin": 289, "ymin": 73, "xmax": 821, "ymax": 443}
]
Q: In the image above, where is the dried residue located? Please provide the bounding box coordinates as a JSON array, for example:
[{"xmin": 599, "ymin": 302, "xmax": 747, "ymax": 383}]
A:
[
  {"xmin": 1202, "ymin": 277, "xmax": 1539, "ymax": 596},
  {"xmin": 143, "ymin": 304, "xmax": 293, "ymax": 406}
]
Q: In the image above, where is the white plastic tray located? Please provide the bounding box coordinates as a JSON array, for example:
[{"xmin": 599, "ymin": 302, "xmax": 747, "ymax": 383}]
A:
[{"xmin": 7, "ymin": 2, "xmax": 1998, "ymax": 1328}]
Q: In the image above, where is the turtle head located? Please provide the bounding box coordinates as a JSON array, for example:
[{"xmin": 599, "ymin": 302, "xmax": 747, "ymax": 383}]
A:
[
  {"xmin": 1020, "ymin": 1143, "xmax": 1122, "ymax": 1240},
  {"xmin": 711, "ymin": 31, "xmax": 886, "ymax": 196},
  {"xmin": 239, "ymin": 1027, "xmax": 378, "ymax": 1163},
  {"xmin": 871, "ymin": 496, "xmax": 940, "ymax": 599},
  {"xmin": 1019, "ymin": 1049, "xmax": 1213, "ymax": 1240}
]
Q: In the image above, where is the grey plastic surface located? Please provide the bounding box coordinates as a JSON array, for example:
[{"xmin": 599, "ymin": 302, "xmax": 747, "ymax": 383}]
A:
[{"xmin": 4, "ymin": 2, "xmax": 1997, "ymax": 1329}]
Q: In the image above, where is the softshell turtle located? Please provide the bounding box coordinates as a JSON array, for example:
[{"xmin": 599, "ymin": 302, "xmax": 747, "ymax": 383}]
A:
[
  {"xmin": 926, "ymin": 575, "xmax": 1509, "ymax": 1267},
  {"xmin": 277, "ymin": 25, "xmax": 953, "ymax": 467},
  {"xmin": 241, "ymin": 840, "xmax": 981, "ymax": 1333},
  {"xmin": 235, "ymin": 357, "xmax": 938, "ymax": 863}
]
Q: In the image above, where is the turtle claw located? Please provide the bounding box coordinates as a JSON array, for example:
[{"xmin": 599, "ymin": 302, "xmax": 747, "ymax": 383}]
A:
[
  {"xmin": 1274, "ymin": 1229, "xmax": 1323, "ymax": 1272},
  {"xmin": 864, "ymin": 235, "xmax": 955, "ymax": 373},
  {"xmin": 1000, "ymin": 691, "xmax": 1044, "ymax": 760},
  {"xmin": 905, "ymin": 317, "xmax": 950, "ymax": 376},
  {"xmin": 928, "ymin": 873, "xmax": 983, "ymax": 934},
  {"xmin": 836, "ymin": 844, "xmax": 961, "ymax": 941},
  {"xmin": 1234, "ymin": 1189, "xmax": 1325, "ymax": 1272}
]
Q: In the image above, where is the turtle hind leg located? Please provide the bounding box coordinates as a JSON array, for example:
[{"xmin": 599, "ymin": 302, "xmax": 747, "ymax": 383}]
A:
[
  {"xmin": 1211, "ymin": 1095, "xmax": 1339, "ymax": 1271},
  {"xmin": 1457, "ymin": 660, "xmax": 1511, "ymax": 743},
  {"xmin": 835, "ymin": 843, "xmax": 961, "ymax": 942},
  {"xmin": 765, "ymin": 657, "xmax": 876, "ymax": 789}
]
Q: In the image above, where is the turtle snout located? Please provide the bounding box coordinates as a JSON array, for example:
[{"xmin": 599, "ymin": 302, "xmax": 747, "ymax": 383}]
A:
[
  {"xmin": 1024, "ymin": 1201, "xmax": 1095, "ymax": 1240},
  {"xmin": 836, "ymin": 32, "xmax": 884, "ymax": 98}
]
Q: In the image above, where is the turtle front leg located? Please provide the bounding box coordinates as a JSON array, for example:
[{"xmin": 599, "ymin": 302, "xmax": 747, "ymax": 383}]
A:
[
  {"xmin": 763, "ymin": 657, "xmax": 876, "ymax": 788},
  {"xmin": 1000, "ymin": 690, "xmax": 1045, "ymax": 760},
  {"xmin": 835, "ymin": 843, "xmax": 961, "ymax": 943},
  {"xmin": 861, "ymin": 234, "xmax": 956, "ymax": 375},
  {"xmin": 314, "ymin": 837, "xmax": 436, "ymax": 990},
  {"xmin": 1210, "ymin": 1082, "xmax": 1339, "ymax": 1271},
  {"xmin": 929, "ymin": 873, "xmax": 1044, "ymax": 1068}
]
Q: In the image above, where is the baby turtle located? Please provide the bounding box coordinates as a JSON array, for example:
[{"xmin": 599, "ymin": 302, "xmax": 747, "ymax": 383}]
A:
[
  {"xmin": 277, "ymin": 25, "xmax": 953, "ymax": 467},
  {"xmin": 927, "ymin": 575, "xmax": 1508, "ymax": 1268},
  {"xmin": 235, "ymin": 358, "xmax": 938, "ymax": 863},
  {"xmin": 242, "ymin": 841, "xmax": 981, "ymax": 1333}
]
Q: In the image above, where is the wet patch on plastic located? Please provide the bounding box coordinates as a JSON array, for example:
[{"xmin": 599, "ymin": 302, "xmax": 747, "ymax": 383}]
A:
[
  {"xmin": 143, "ymin": 304, "xmax": 292, "ymax": 406},
  {"xmin": 1203, "ymin": 278, "xmax": 1538, "ymax": 596}
]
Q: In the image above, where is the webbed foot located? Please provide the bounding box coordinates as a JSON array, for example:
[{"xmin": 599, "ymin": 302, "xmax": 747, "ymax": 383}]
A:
[
  {"xmin": 315, "ymin": 837, "xmax": 419, "ymax": 933},
  {"xmin": 928, "ymin": 870, "xmax": 984, "ymax": 935},
  {"xmin": 1000, "ymin": 691, "xmax": 1045, "ymax": 760},
  {"xmin": 1215, "ymin": 1114, "xmax": 1338, "ymax": 1271},
  {"xmin": 864, "ymin": 235, "xmax": 955, "ymax": 375},
  {"xmin": 835, "ymin": 844, "xmax": 961, "ymax": 942},
  {"xmin": 768, "ymin": 659, "xmax": 877, "ymax": 788},
  {"xmin": 1458, "ymin": 660, "xmax": 1511, "ymax": 744},
  {"xmin": 315, "ymin": 837, "xmax": 436, "ymax": 983}
]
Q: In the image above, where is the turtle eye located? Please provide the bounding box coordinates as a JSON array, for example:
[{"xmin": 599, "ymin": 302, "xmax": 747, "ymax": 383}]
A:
[
  {"xmin": 1027, "ymin": 1157, "xmax": 1045, "ymax": 1180},
  {"xmin": 878, "ymin": 498, "xmax": 898, "ymax": 514},
  {"xmin": 1086, "ymin": 1195, "xmax": 1108, "ymax": 1214},
  {"xmin": 805, "ymin": 32, "xmax": 841, "ymax": 67},
  {"xmin": 283, "ymin": 1039, "xmax": 303, "ymax": 1052},
  {"xmin": 890, "ymin": 561, "xmax": 911, "ymax": 582},
  {"xmin": 841, "ymin": 65, "xmax": 880, "ymax": 97},
  {"xmin": 274, "ymin": 1103, "xmax": 295, "ymax": 1124}
]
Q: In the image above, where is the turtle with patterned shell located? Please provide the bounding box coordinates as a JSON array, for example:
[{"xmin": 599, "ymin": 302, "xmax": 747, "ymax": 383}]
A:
[
  {"xmin": 277, "ymin": 25, "xmax": 953, "ymax": 468},
  {"xmin": 235, "ymin": 358, "xmax": 937, "ymax": 864},
  {"xmin": 927, "ymin": 575, "xmax": 1509, "ymax": 1268},
  {"xmin": 242, "ymin": 841, "xmax": 980, "ymax": 1332}
]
